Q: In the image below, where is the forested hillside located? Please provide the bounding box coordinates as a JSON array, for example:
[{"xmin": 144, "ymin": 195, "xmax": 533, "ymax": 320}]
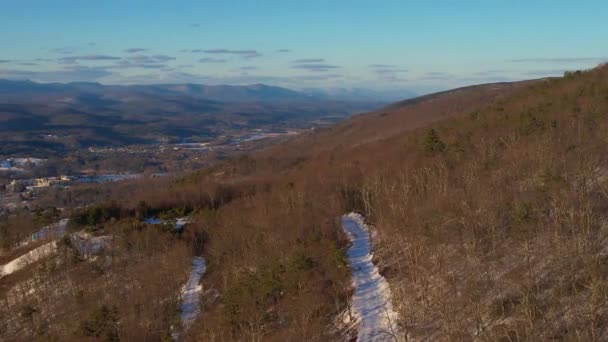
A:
[{"xmin": 2, "ymin": 65, "xmax": 608, "ymax": 341}]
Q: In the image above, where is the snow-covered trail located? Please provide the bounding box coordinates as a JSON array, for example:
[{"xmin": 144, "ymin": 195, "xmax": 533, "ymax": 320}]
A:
[
  {"xmin": 1, "ymin": 218, "xmax": 115, "ymax": 278},
  {"xmin": 176, "ymin": 256, "xmax": 206, "ymax": 336},
  {"xmin": 0, "ymin": 241, "xmax": 57, "ymax": 278},
  {"xmin": 1, "ymin": 219, "xmax": 69, "ymax": 278},
  {"xmin": 341, "ymin": 213, "xmax": 400, "ymax": 342}
]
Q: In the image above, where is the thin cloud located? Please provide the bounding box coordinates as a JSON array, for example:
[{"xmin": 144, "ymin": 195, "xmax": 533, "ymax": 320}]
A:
[
  {"xmin": 237, "ymin": 66, "xmax": 258, "ymax": 71},
  {"xmin": 124, "ymin": 48, "xmax": 148, "ymax": 53},
  {"xmin": 190, "ymin": 24, "xmax": 201, "ymax": 28},
  {"xmin": 373, "ymin": 68, "xmax": 408, "ymax": 74},
  {"xmin": 369, "ymin": 64, "xmax": 408, "ymax": 74},
  {"xmin": 382, "ymin": 76, "xmax": 409, "ymax": 83},
  {"xmin": 59, "ymin": 55, "xmax": 122, "ymax": 64},
  {"xmin": 199, "ymin": 58, "xmax": 227, "ymax": 63},
  {"xmin": 472, "ymin": 69, "xmax": 508, "ymax": 76},
  {"xmin": 523, "ymin": 69, "xmax": 566, "ymax": 76},
  {"xmin": 0, "ymin": 60, "xmax": 10, "ymax": 63},
  {"xmin": 292, "ymin": 58, "xmax": 325, "ymax": 63},
  {"xmin": 150, "ymin": 55, "xmax": 176, "ymax": 62},
  {"xmin": 50, "ymin": 46, "xmax": 78, "ymax": 54},
  {"xmin": 127, "ymin": 54, "xmax": 175, "ymax": 63},
  {"xmin": 112, "ymin": 62, "xmax": 169, "ymax": 70},
  {"xmin": 277, "ymin": 49, "xmax": 291, "ymax": 53},
  {"xmin": 294, "ymin": 74, "xmax": 342, "ymax": 81},
  {"xmin": 417, "ymin": 71, "xmax": 455, "ymax": 81},
  {"xmin": 458, "ymin": 75, "xmax": 515, "ymax": 83},
  {"xmin": 203, "ymin": 49, "xmax": 262, "ymax": 58},
  {"xmin": 0, "ymin": 65, "xmax": 112, "ymax": 82},
  {"xmin": 369, "ymin": 64, "xmax": 395, "ymax": 68},
  {"xmin": 109, "ymin": 55, "xmax": 176, "ymax": 70},
  {"xmin": 291, "ymin": 63, "xmax": 340, "ymax": 72}
]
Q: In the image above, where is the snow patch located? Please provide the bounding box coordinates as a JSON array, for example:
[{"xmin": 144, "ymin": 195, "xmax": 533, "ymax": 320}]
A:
[
  {"xmin": 143, "ymin": 217, "xmax": 191, "ymax": 231},
  {"xmin": 11, "ymin": 158, "xmax": 46, "ymax": 167},
  {"xmin": 75, "ymin": 174, "xmax": 140, "ymax": 183},
  {"xmin": 175, "ymin": 218, "xmax": 190, "ymax": 231},
  {"xmin": 341, "ymin": 213, "xmax": 401, "ymax": 341},
  {"xmin": 22, "ymin": 219, "xmax": 69, "ymax": 246},
  {"xmin": 142, "ymin": 217, "xmax": 162, "ymax": 225},
  {"xmin": 71, "ymin": 233, "xmax": 113, "ymax": 255}
]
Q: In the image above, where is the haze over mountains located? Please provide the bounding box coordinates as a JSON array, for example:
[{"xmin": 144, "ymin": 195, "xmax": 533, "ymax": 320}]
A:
[{"xmin": 0, "ymin": 79, "xmax": 391, "ymax": 155}]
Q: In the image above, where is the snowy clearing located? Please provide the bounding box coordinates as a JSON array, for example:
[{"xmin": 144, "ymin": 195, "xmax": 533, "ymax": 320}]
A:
[
  {"xmin": 341, "ymin": 213, "xmax": 401, "ymax": 341},
  {"xmin": 0, "ymin": 241, "xmax": 57, "ymax": 277}
]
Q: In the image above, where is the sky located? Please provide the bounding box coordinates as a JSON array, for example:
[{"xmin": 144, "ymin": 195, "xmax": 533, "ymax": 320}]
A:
[{"xmin": 1, "ymin": 1, "xmax": 607, "ymax": 94}]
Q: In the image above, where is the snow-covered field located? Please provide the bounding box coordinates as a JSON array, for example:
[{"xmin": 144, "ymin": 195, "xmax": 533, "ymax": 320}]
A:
[{"xmin": 341, "ymin": 213, "xmax": 401, "ymax": 341}]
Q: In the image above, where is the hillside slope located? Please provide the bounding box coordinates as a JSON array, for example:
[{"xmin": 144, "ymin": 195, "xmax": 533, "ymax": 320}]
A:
[
  {"xmin": 3, "ymin": 66, "xmax": 608, "ymax": 341},
  {"xmin": 289, "ymin": 66, "xmax": 608, "ymax": 340},
  {"xmin": 257, "ymin": 80, "xmax": 536, "ymax": 162},
  {"xmin": 202, "ymin": 65, "xmax": 608, "ymax": 340}
]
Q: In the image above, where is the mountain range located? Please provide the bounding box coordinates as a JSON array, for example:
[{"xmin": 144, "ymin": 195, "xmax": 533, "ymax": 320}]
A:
[{"xmin": 0, "ymin": 79, "xmax": 395, "ymax": 155}]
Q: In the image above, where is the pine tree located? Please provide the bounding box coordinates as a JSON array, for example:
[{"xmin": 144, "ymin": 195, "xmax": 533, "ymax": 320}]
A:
[{"xmin": 424, "ymin": 129, "xmax": 445, "ymax": 155}]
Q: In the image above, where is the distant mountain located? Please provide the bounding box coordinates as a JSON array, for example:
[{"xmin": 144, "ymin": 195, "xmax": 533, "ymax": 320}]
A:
[
  {"xmin": 0, "ymin": 79, "xmax": 382, "ymax": 155},
  {"xmin": 0, "ymin": 80, "xmax": 373, "ymax": 103},
  {"xmin": 145, "ymin": 83, "xmax": 316, "ymax": 102},
  {"xmin": 302, "ymin": 87, "xmax": 417, "ymax": 102}
]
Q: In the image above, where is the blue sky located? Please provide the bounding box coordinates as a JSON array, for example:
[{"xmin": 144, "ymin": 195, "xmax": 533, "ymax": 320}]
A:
[{"xmin": 1, "ymin": 1, "xmax": 607, "ymax": 93}]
